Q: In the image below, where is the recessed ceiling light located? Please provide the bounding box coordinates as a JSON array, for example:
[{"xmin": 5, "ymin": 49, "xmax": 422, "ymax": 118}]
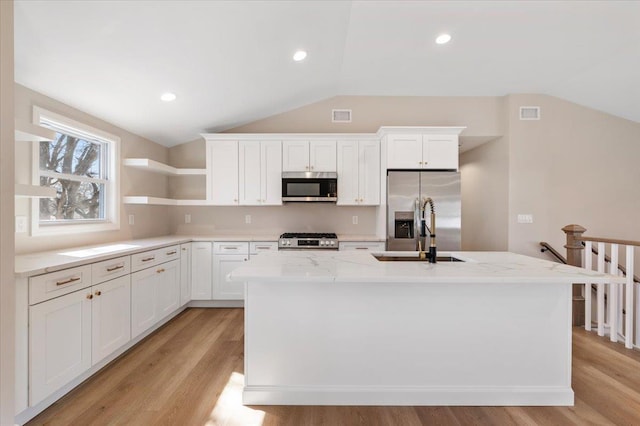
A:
[
  {"xmin": 293, "ymin": 50, "xmax": 307, "ymax": 62},
  {"xmin": 435, "ymin": 34, "xmax": 452, "ymax": 45},
  {"xmin": 160, "ymin": 92, "xmax": 176, "ymax": 102}
]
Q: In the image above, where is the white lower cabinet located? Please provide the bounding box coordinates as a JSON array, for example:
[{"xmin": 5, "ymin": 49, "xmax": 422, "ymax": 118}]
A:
[
  {"xmin": 180, "ymin": 243, "xmax": 192, "ymax": 306},
  {"xmin": 191, "ymin": 242, "xmax": 213, "ymax": 300},
  {"xmin": 91, "ymin": 275, "xmax": 131, "ymax": 366},
  {"xmin": 29, "ymin": 289, "xmax": 92, "ymax": 406},
  {"xmin": 131, "ymin": 259, "xmax": 180, "ymax": 339},
  {"xmin": 212, "ymin": 242, "xmax": 249, "ymax": 300}
]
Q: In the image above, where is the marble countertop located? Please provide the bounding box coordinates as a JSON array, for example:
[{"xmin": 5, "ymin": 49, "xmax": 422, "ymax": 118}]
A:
[{"xmin": 229, "ymin": 250, "xmax": 625, "ymax": 284}]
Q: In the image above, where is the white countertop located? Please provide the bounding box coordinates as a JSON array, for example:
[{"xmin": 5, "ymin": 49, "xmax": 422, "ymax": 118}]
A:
[{"xmin": 229, "ymin": 250, "xmax": 624, "ymax": 284}]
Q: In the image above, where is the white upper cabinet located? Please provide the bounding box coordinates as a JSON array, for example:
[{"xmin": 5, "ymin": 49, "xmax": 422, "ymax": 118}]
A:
[
  {"xmin": 385, "ymin": 131, "xmax": 461, "ymax": 170},
  {"xmin": 239, "ymin": 140, "xmax": 282, "ymax": 205},
  {"xmin": 337, "ymin": 140, "xmax": 380, "ymax": 205},
  {"xmin": 283, "ymin": 140, "xmax": 336, "ymax": 172},
  {"xmin": 208, "ymin": 140, "xmax": 239, "ymax": 205}
]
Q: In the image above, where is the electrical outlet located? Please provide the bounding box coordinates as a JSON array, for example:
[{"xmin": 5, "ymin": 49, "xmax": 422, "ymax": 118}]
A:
[
  {"xmin": 245, "ymin": 214, "xmax": 252, "ymax": 224},
  {"xmin": 128, "ymin": 214, "xmax": 135, "ymax": 225},
  {"xmin": 185, "ymin": 214, "xmax": 191, "ymax": 224},
  {"xmin": 15, "ymin": 216, "xmax": 27, "ymax": 233},
  {"xmin": 352, "ymin": 215, "xmax": 358, "ymax": 225},
  {"xmin": 517, "ymin": 214, "xmax": 533, "ymax": 224}
]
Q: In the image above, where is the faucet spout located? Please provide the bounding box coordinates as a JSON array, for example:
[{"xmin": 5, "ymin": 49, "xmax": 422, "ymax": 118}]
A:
[{"xmin": 420, "ymin": 197, "xmax": 437, "ymax": 263}]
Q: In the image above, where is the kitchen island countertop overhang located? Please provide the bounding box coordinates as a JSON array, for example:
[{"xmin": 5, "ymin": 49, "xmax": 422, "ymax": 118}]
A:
[{"xmin": 231, "ymin": 251, "xmax": 623, "ymax": 407}]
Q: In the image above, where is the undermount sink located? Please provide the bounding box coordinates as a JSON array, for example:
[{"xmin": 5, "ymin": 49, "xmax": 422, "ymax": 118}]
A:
[{"xmin": 373, "ymin": 254, "xmax": 464, "ymax": 262}]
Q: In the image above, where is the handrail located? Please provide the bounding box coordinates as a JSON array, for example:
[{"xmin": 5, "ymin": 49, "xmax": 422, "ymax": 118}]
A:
[
  {"xmin": 578, "ymin": 236, "xmax": 640, "ymax": 248},
  {"xmin": 540, "ymin": 242, "xmax": 567, "ymax": 264}
]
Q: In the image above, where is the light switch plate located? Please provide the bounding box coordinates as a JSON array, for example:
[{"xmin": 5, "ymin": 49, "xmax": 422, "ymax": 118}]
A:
[
  {"xmin": 352, "ymin": 215, "xmax": 358, "ymax": 225},
  {"xmin": 185, "ymin": 214, "xmax": 191, "ymax": 224},
  {"xmin": 245, "ymin": 214, "xmax": 252, "ymax": 224},
  {"xmin": 128, "ymin": 214, "xmax": 135, "ymax": 225},
  {"xmin": 517, "ymin": 214, "xmax": 533, "ymax": 224}
]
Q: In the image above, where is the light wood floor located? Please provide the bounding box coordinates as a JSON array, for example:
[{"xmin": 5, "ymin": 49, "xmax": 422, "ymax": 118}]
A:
[{"xmin": 27, "ymin": 308, "xmax": 640, "ymax": 425}]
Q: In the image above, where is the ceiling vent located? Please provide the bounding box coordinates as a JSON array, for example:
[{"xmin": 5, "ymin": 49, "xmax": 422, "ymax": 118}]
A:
[
  {"xmin": 332, "ymin": 109, "xmax": 352, "ymax": 123},
  {"xmin": 520, "ymin": 106, "xmax": 540, "ymax": 120}
]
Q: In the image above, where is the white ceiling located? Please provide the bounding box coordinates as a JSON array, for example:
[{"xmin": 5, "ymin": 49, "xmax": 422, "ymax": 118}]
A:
[{"xmin": 14, "ymin": 1, "xmax": 640, "ymax": 147}]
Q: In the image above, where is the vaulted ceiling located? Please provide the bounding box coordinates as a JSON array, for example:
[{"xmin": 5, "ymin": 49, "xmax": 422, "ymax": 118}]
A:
[{"xmin": 14, "ymin": 1, "xmax": 640, "ymax": 147}]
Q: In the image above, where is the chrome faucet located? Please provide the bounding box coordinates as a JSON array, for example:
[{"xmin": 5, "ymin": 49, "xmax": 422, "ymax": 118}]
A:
[{"xmin": 418, "ymin": 197, "xmax": 437, "ymax": 263}]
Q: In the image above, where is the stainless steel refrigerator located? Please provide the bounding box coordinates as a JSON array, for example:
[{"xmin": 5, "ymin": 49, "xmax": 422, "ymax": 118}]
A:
[{"xmin": 387, "ymin": 171, "xmax": 461, "ymax": 251}]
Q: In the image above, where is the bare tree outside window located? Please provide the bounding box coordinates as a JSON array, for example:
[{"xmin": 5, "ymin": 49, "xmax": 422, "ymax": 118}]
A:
[{"xmin": 39, "ymin": 132, "xmax": 107, "ymax": 222}]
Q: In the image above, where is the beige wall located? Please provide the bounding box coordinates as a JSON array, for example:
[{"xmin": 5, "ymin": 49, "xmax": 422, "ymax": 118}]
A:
[
  {"xmin": 505, "ymin": 94, "xmax": 640, "ymax": 259},
  {"xmin": 14, "ymin": 84, "xmax": 172, "ymax": 254},
  {"xmin": 460, "ymin": 136, "xmax": 509, "ymax": 251},
  {"xmin": 0, "ymin": 1, "xmax": 15, "ymax": 423}
]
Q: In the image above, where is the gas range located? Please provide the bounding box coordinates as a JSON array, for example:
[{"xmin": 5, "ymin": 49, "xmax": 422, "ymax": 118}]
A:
[{"xmin": 278, "ymin": 233, "xmax": 339, "ymax": 250}]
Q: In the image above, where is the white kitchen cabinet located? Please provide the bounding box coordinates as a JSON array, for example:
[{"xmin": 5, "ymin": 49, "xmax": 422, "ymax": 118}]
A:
[
  {"xmin": 249, "ymin": 241, "xmax": 278, "ymax": 255},
  {"xmin": 239, "ymin": 140, "xmax": 282, "ymax": 205},
  {"xmin": 29, "ymin": 289, "xmax": 92, "ymax": 406},
  {"xmin": 156, "ymin": 259, "xmax": 181, "ymax": 319},
  {"xmin": 209, "ymin": 140, "xmax": 239, "ymax": 205},
  {"xmin": 191, "ymin": 242, "xmax": 213, "ymax": 300},
  {"xmin": 337, "ymin": 140, "xmax": 380, "ymax": 205},
  {"xmin": 338, "ymin": 241, "xmax": 386, "ymax": 251},
  {"xmin": 386, "ymin": 134, "xmax": 458, "ymax": 170},
  {"xmin": 180, "ymin": 243, "xmax": 192, "ymax": 306},
  {"xmin": 131, "ymin": 266, "xmax": 160, "ymax": 339},
  {"xmin": 283, "ymin": 140, "xmax": 336, "ymax": 172},
  {"xmin": 212, "ymin": 242, "xmax": 249, "ymax": 300},
  {"xmin": 213, "ymin": 254, "xmax": 248, "ymax": 300},
  {"xmin": 91, "ymin": 275, "xmax": 131, "ymax": 366}
]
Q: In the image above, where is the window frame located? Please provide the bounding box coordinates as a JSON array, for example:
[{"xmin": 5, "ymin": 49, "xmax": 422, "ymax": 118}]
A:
[{"xmin": 31, "ymin": 106, "xmax": 120, "ymax": 235}]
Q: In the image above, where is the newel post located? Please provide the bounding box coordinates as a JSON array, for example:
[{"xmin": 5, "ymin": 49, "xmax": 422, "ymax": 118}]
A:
[{"xmin": 563, "ymin": 224, "xmax": 586, "ymax": 326}]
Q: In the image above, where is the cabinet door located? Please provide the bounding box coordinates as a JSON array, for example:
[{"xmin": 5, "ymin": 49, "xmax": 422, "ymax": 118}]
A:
[
  {"xmin": 386, "ymin": 134, "xmax": 422, "ymax": 169},
  {"xmin": 309, "ymin": 140, "xmax": 337, "ymax": 172},
  {"xmin": 261, "ymin": 140, "xmax": 282, "ymax": 205},
  {"xmin": 92, "ymin": 275, "xmax": 131, "ymax": 366},
  {"xmin": 212, "ymin": 254, "xmax": 248, "ymax": 300},
  {"xmin": 423, "ymin": 135, "xmax": 459, "ymax": 170},
  {"xmin": 282, "ymin": 140, "xmax": 310, "ymax": 172},
  {"xmin": 209, "ymin": 140, "xmax": 239, "ymax": 205},
  {"xmin": 180, "ymin": 243, "xmax": 192, "ymax": 306},
  {"xmin": 191, "ymin": 242, "xmax": 213, "ymax": 300},
  {"xmin": 30, "ymin": 289, "xmax": 92, "ymax": 406},
  {"xmin": 131, "ymin": 267, "xmax": 159, "ymax": 339},
  {"xmin": 336, "ymin": 140, "xmax": 359, "ymax": 205},
  {"xmin": 358, "ymin": 140, "xmax": 381, "ymax": 205},
  {"xmin": 239, "ymin": 141, "xmax": 262, "ymax": 205},
  {"xmin": 156, "ymin": 260, "xmax": 181, "ymax": 319}
]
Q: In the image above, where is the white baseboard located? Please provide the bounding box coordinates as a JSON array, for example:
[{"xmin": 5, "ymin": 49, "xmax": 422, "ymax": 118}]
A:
[
  {"xmin": 243, "ymin": 385, "xmax": 575, "ymax": 406},
  {"xmin": 188, "ymin": 300, "xmax": 243, "ymax": 308}
]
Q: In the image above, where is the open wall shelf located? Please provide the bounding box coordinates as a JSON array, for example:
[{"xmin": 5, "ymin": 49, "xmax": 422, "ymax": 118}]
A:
[
  {"xmin": 123, "ymin": 196, "xmax": 210, "ymax": 206},
  {"xmin": 15, "ymin": 120, "xmax": 56, "ymax": 142},
  {"xmin": 123, "ymin": 158, "xmax": 206, "ymax": 176}
]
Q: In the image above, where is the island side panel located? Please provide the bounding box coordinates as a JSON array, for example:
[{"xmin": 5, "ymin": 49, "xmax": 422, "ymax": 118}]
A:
[{"xmin": 243, "ymin": 279, "xmax": 573, "ymax": 406}]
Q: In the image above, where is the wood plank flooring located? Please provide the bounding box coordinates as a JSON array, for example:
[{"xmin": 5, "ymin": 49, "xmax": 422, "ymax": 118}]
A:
[{"xmin": 27, "ymin": 308, "xmax": 640, "ymax": 425}]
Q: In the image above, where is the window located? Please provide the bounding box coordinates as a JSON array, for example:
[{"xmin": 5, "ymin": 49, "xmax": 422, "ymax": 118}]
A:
[{"xmin": 32, "ymin": 107, "xmax": 120, "ymax": 235}]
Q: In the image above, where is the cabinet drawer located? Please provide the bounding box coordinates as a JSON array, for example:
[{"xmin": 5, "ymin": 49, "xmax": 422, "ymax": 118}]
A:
[
  {"xmin": 339, "ymin": 241, "xmax": 386, "ymax": 251},
  {"xmin": 91, "ymin": 256, "xmax": 130, "ymax": 285},
  {"xmin": 131, "ymin": 249, "xmax": 162, "ymax": 272},
  {"xmin": 29, "ymin": 265, "xmax": 92, "ymax": 305},
  {"xmin": 213, "ymin": 242, "xmax": 249, "ymax": 255},
  {"xmin": 249, "ymin": 241, "xmax": 278, "ymax": 255},
  {"xmin": 158, "ymin": 245, "xmax": 180, "ymax": 263}
]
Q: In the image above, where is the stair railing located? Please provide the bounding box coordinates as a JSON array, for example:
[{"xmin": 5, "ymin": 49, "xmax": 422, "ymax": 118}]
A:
[{"xmin": 563, "ymin": 224, "xmax": 639, "ymax": 350}]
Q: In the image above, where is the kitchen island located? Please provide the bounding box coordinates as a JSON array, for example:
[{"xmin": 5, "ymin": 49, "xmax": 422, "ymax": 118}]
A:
[{"xmin": 229, "ymin": 251, "xmax": 622, "ymax": 406}]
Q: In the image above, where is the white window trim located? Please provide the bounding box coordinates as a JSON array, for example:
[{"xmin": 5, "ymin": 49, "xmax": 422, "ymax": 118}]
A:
[{"xmin": 31, "ymin": 106, "xmax": 120, "ymax": 236}]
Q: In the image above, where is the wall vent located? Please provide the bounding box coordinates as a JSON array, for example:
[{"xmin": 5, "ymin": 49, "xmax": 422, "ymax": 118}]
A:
[
  {"xmin": 332, "ymin": 109, "xmax": 352, "ymax": 123},
  {"xmin": 520, "ymin": 106, "xmax": 540, "ymax": 120}
]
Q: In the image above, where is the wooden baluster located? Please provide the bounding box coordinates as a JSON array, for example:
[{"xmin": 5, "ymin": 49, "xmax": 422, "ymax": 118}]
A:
[
  {"xmin": 584, "ymin": 241, "xmax": 592, "ymax": 331},
  {"xmin": 625, "ymin": 246, "xmax": 634, "ymax": 349},
  {"xmin": 609, "ymin": 244, "xmax": 619, "ymax": 342},
  {"xmin": 597, "ymin": 242, "xmax": 606, "ymax": 336}
]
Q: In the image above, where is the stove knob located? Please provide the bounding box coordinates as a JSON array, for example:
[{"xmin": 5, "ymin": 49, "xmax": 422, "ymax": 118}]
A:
[{"xmin": 330, "ymin": 241, "xmax": 336, "ymax": 246}]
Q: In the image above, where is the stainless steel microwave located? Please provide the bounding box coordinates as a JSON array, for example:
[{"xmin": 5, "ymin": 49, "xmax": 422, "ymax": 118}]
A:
[{"xmin": 281, "ymin": 172, "xmax": 337, "ymax": 202}]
